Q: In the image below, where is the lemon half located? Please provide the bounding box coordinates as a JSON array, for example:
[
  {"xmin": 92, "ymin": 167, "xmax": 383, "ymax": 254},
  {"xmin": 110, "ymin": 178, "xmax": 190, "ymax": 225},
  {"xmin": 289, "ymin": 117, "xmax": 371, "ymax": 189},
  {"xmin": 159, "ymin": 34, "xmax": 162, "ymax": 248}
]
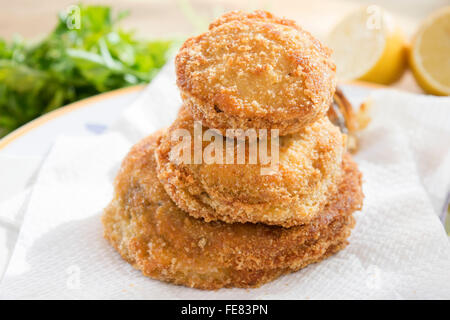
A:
[
  {"xmin": 410, "ymin": 6, "xmax": 450, "ymax": 96},
  {"xmin": 327, "ymin": 5, "xmax": 406, "ymax": 85}
]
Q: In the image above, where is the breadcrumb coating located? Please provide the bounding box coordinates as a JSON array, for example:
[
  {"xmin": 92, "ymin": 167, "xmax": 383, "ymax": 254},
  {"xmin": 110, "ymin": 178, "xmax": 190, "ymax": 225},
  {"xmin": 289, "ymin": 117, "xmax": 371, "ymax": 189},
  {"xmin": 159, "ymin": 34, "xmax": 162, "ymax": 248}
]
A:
[
  {"xmin": 176, "ymin": 10, "xmax": 336, "ymax": 136},
  {"xmin": 102, "ymin": 132, "xmax": 363, "ymax": 289},
  {"xmin": 155, "ymin": 107, "xmax": 344, "ymax": 227}
]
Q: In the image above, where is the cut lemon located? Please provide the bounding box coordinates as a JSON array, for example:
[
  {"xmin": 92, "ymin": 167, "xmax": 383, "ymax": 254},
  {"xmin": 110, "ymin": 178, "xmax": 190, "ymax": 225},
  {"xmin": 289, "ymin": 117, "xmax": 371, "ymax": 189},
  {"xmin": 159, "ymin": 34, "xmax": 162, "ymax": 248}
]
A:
[
  {"xmin": 327, "ymin": 5, "xmax": 406, "ymax": 85},
  {"xmin": 409, "ymin": 6, "xmax": 450, "ymax": 96}
]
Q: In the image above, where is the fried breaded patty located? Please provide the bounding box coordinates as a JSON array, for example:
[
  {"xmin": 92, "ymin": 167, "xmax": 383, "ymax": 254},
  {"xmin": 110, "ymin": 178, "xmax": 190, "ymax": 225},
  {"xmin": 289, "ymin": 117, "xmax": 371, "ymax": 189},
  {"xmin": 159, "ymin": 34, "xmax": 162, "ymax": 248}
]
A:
[
  {"xmin": 175, "ymin": 10, "xmax": 336, "ymax": 137},
  {"xmin": 102, "ymin": 132, "xmax": 362, "ymax": 289},
  {"xmin": 155, "ymin": 107, "xmax": 344, "ymax": 227}
]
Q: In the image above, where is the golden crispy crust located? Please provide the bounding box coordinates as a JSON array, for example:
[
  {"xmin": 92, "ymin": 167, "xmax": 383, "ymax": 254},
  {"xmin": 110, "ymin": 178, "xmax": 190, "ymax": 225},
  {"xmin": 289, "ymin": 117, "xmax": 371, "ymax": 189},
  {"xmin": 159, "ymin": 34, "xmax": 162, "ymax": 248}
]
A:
[
  {"xmin": 102, "ymin": 132, "xmax": 363, "ymax": 290},
  {"xmin": 175, "ymin": 10, "xmax": 336, "ymax": 136},
  {"xmin": 155, "ymin": 107, "xmax": 344, "ymax": 227}
]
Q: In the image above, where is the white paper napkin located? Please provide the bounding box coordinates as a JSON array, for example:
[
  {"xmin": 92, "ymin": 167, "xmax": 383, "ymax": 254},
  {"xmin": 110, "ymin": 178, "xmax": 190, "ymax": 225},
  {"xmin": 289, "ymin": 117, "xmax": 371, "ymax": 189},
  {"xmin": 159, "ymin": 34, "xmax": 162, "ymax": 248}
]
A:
[
  {"xmin": 0, "ymin": 155, "xmax": 43, "ymax": 279},
  {"xmin": 1, "ymin": 61, "xmax": 450, "ymax": 299}
]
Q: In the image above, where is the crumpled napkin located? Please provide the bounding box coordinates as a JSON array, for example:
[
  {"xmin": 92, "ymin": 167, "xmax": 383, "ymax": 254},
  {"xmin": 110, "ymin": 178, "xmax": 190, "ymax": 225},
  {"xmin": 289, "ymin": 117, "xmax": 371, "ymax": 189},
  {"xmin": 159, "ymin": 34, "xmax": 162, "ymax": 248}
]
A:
[
  {"xmin": 0, "ymin": 62, "xmax": 449, "ymax": 299},
  {"xmin": 0, "ymin": 155, "xmax": 43, "ymax": 279}
]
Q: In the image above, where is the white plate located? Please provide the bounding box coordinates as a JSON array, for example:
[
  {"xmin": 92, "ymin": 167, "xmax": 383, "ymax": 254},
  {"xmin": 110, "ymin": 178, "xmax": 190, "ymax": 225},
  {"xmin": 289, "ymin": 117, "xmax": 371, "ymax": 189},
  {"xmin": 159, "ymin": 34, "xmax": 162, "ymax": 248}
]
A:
[{"xmin": 0, "ymin": 82, "xmax": 448, "ymax": 283}]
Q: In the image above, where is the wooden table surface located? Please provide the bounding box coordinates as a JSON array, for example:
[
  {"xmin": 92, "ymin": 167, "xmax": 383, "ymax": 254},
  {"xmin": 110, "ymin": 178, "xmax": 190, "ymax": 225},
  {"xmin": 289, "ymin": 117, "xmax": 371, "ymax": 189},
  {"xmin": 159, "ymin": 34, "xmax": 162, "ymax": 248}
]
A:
[{"xmin": 1, "ymin": 0, "xmax": 449, "ymax": 94}]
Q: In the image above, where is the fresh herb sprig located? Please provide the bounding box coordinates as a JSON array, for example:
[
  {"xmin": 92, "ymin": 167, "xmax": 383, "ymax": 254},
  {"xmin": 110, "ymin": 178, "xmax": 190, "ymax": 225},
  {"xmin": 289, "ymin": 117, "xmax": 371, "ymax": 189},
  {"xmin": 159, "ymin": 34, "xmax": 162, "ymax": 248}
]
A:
[{"xmin": 0, "ymin": 5, "xmax": 173, "ymax": 137}]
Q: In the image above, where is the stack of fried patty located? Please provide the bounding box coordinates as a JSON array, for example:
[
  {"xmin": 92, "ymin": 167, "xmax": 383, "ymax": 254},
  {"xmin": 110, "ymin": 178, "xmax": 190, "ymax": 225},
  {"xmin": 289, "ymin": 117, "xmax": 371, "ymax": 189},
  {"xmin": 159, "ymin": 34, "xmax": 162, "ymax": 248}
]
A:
[{"xmin": 102, "ymin": 10, "xmax": 364, "ymax": 290}]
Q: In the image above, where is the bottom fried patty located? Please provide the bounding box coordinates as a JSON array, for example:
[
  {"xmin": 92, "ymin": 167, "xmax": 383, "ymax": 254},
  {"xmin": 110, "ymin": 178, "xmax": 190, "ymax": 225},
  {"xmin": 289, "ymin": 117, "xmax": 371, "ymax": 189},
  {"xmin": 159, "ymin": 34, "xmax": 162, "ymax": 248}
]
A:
[{"xmin": 102, "ymin": 132, "xmax": 363, "ymax": 290}]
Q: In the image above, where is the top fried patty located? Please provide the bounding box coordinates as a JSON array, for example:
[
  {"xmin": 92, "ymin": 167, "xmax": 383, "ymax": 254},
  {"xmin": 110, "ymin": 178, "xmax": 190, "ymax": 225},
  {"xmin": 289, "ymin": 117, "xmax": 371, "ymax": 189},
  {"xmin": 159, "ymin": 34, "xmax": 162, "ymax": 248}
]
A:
[{"xmin": 176, "ymin": 10, "xmax": 336, "ymax": 136}]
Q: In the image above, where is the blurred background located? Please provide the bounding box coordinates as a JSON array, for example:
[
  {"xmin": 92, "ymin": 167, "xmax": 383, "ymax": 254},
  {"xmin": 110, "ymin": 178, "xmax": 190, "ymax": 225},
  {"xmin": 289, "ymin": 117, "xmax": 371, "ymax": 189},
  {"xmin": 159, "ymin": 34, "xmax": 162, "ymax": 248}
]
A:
[
  {"xmin": 1, "ymin": 0, "xmax": 449, "ymax": 91},
  {"xmin": 1, "ymin": 0, "xmax": 448, "ymax": 40},
  {"xmin": 0, "ymin": 0, "xmax": 448, "ymax": 137}
]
